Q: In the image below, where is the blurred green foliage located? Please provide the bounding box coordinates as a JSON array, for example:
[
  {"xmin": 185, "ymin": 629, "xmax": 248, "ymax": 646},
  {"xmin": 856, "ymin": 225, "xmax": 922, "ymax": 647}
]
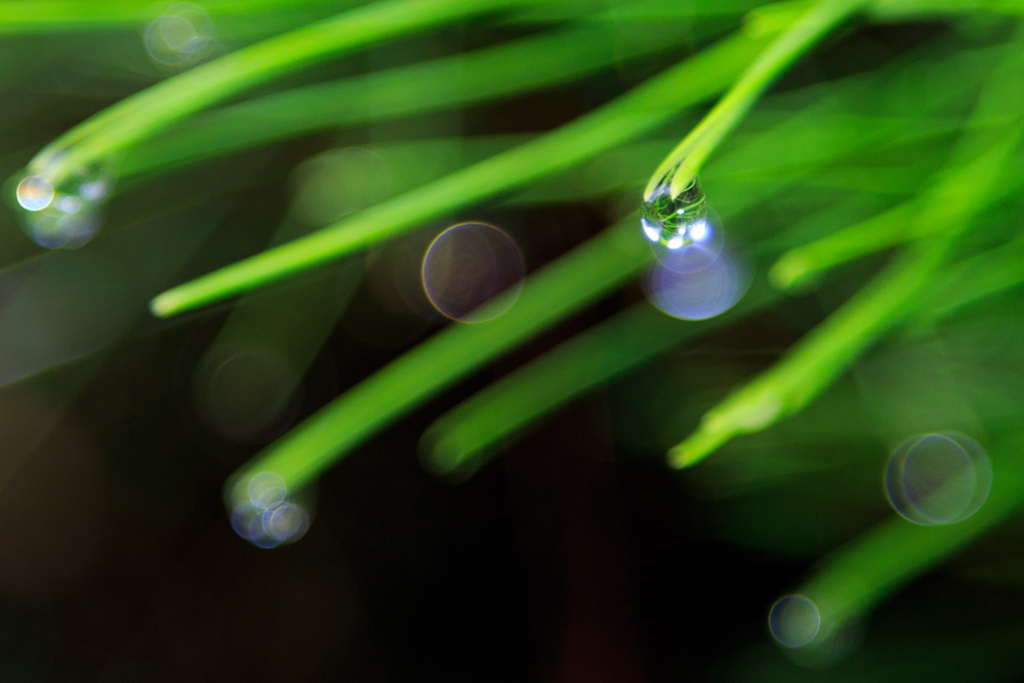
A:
[{"xmin": 5, "ymin": 0, "xmax": 1024, "ymax": 677}]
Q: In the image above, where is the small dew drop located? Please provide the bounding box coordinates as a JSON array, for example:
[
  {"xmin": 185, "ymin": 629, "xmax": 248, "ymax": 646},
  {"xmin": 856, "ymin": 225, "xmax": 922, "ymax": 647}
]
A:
[
  {"xmin": 231, "ymin": 472, "xmax": 312, "ymax": 548},
  {"xmin": 28, "ymin": 209, "xmax": 100, "ymax": 249},
  {"xmin": 78, "ymin": 179, "xmax": 111, "ymax": 203},
  {"xmin": 12, "ymin": 161, "xmax": 117, "ymax": 250},
  {"xmin": 885, "ymin": 432, "xmax": 991, "ymax": 525},
  {"xmin": 769, "ymin": 595, "xmax": 821, "ymax": 648}
]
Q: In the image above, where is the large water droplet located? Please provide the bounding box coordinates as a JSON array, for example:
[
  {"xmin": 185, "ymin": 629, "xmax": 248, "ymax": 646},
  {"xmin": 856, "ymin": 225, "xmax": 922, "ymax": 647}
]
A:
[
  {"xmin": 885, "ymin": 432, "xmax": 991, "ymax": 525},
  {"xmin": 641, "ymin": 177, "xmax": 724, "ymax": 273}
]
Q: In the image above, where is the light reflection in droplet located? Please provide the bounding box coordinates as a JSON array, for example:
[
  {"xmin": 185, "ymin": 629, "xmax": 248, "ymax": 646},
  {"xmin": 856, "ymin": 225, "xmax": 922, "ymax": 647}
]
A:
[
  {"xmin": 885, "ymin": 432, "xmax": 991, "ymax": 525},
  {"xmin": 15, "ymin": 176, "xmax": 54, "ymax": 212},
  {"xmin": 145, "ymin": 3, "xmax": 214, "ymax": 66},
  {"xmin": 641, "ymin": 217, "xmax": 660, "ymax": 242},
  {"xmin": 644, "ymin": 249, "xmax": 748, "ymax": 320},
  {"xmin": 769, "ymin": 595, "xmax": 821, "ymax": 648},
  {"xmin": 688, "ymin": 219, "xmax": 710, "ymax": 243},
  {"xmin": 422, "ymin": 222, "xmax": 524, "ymax": 323},
  {"xmin": 651, "ymin": 210, "xmax": 726, "ymax": 274}
]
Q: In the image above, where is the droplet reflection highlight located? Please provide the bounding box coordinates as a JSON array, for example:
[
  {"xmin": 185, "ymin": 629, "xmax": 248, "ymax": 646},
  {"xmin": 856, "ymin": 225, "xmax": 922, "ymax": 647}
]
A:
[
  {"xmin": 769, "ymin": 595, "xmax": 821, "ymax": 648},
  {"xmin": 885, "ymin": 432, "xmax": 992, "ymax": 525},
  {"xmin": 422, "ymin": 223, "xmax": 524, "ymax": 322},
  {"xmin": 15, "ymin": 176, "xmax": 54, "ymax": 211}
]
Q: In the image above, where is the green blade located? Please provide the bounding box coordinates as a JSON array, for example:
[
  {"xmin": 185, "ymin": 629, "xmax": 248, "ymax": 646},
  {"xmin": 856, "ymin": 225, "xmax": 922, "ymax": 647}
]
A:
[
  {"xmin": 798, "ymin": 431, "xmax": 1024, "ymax": 643},
  {"xmin": 122, "ymin": 20, "xmax": 697, "ymax": 177},
  {"xmin": 223, "ymin": 214, "xmax": 652, "ymax": 508},
  {"xmin": 150, "ymin": 24, "xmax": 790, "ymax": 317},
  {"xmin": 26, "ymin": 0, "xmax": 554, "ymax": 186}
]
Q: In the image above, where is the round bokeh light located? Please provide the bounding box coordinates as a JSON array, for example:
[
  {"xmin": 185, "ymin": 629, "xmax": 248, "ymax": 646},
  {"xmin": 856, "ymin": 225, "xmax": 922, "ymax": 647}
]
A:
[
  {"xmin": 769, "ymin": 595, "xmax": 821, "ymax": 648},
  {"xmin": 422, "ymin": 222, "xmax": 524, "ymax": 323},
  {"xmin": 885, "ymin": 432, "xmax": 992, "ymax": 525},
  {"xmin": 644, "ymin": 249, "xmax": 749, "ymax": 321}
]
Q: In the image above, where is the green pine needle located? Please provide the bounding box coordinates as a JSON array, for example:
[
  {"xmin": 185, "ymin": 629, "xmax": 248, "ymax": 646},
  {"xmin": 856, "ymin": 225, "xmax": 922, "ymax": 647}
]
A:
[
  {"xmin": 26, "ymin": 0, "xmax": 548, "ymax": 187},
  {"xmin": 223, "ymin": 215, "xmax": 652, "ymax": 508},
  {"xmin": 150, "ymin": 24, "xmax": 785, "ymax": 316},
  {"xmin": 645, "ymin": 0, "xmax": 867, "ymax": 199}
]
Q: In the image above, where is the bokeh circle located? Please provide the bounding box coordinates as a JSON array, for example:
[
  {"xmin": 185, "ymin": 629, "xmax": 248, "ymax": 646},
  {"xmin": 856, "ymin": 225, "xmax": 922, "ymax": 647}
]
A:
[
  {"xmin": 885, "ymin": 432, "xmax": 992, "ymax": 525},
  {"xmin": 422, "ymin": 222, "xmax": 524, "ymax": 323}
]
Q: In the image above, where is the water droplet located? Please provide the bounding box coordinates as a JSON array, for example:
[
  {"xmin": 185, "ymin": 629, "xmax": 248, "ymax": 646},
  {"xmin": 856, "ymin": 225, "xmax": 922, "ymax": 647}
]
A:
[
  {"xmin": 11, "ymin": 161, "xmax": 117, "ymax": 249},
  {"xmin": 422, "ymin": 222, "xmax": 524, "ymax": 323},
  {"xmin": 145, "ymin": 3, "xmax": 214, "ymax": 66},
  {"xmin": 230, "ymin": 472, "xmax": 313, "ymax": 548},
  {"xmin": 644, "ymin": 248, "xmax": 749, "ymax": 320},
  {"xmin": 769, "ymin": 595, "xmax": 821, "ymax": 648},
  {"xmin": 641, "ymin": 177, "xmax": 724, "ymax": 273},
  {"xmin": 885, "ymin": 432, "xmax": 992, "ymax": 525}
]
